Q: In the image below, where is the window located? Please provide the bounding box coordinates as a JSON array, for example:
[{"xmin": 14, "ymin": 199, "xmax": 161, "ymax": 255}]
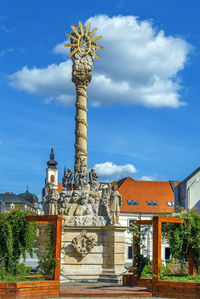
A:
[
  {"xmin": 128, "ymin": 218, "xmax": 137, "ymax": 227},
  {"xmin": 147, "ymin": 201, "xmax": 158, "ymax": 206},
  {"xmin": 165, "ymin": 247, "xmax": 171, "ymax": 260},
  {"xmin": 50, "ymin": 175, "xmax": 55, "ymax": 183},
  {"xmin": 10, "ymin": 203, "xmax": 15, "ymax": 209},
  {"xmin": 128, "ymin": 246, "xmax": 133, "ymax": 259},
  {"xmin": 167, "ymin": 201, "xmax": 174, "ymax": 206},
  {"xmin": 127, "ymin": 200, "xmax": 138, "ymax": 206}
]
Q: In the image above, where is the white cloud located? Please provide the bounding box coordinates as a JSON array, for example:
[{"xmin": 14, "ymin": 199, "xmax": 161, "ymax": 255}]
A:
[
  {"xmin": 93, "ymin": 161, "xmax": 137, "ymax": 180},
  {"xmin": 140, "ymin": 173, "xmax": 158, "ymax": 181},
  {"xmin": 9, "ymin": 15, "xmax": 191, "ymax": 108}
]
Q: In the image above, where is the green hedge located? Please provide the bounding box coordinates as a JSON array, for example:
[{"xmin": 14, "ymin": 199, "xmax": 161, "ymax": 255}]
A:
[{"xmin": 0, "ymin": 209, "xmax": 37, "ymax": 279}]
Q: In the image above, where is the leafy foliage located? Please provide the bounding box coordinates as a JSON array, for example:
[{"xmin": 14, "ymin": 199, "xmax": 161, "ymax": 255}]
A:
[
  {"xmin": 0, "ymin": 209, "xmax": 37, "ymax": 278},
  {"xmin": 38, "ymin": 224, "xmax": 57, "ymax": 279},
  {"xmin": 162, "ymin": 210, "xmax": 200, "ymax": 272},
  {"xmin": 129, "ymin": 223, "xmax": 150, "ymax": 278}
]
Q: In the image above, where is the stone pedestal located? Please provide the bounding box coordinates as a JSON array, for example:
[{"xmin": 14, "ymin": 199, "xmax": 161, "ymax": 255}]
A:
[{"xmin": 61, "ymin": 225, "xmax": 126, "ymax": 283}]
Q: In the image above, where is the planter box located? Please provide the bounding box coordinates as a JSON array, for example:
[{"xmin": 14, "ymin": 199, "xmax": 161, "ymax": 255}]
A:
[
  {"xmin": 0, "ymin": 280, "xmax": 59, "ymax": 299},
  {"xmin": 152, "ymin": 280, "xmax": 200, "ymax": 299},
  {"xmin": 123, "ymin": 274, "xmax": 200, "ymax": 299}
]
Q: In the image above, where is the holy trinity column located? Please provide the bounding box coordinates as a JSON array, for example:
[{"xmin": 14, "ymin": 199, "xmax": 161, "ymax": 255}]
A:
[{"xmin": 65, "ymin": 22, "xmax": 103, "ymax": 180}]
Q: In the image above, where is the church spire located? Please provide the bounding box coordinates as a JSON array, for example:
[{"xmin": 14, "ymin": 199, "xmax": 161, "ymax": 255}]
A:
[{"xmin": 47, "ymin": 146, "xmax": 58, "ymax": 169}]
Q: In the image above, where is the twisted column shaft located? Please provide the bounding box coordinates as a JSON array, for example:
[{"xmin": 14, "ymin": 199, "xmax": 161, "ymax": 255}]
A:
[{"xmin": 72, "ymin": 69, "xmax": 91, "ymax": 174}]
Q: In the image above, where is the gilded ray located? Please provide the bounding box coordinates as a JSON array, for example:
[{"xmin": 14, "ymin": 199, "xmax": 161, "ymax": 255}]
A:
[
  {"xmin": 90, "ymin": 48, "xmax": 100, "ymax": 59},
  {"xmin": 68, "ymin": 48, "xmax": 79, "ymax": 57},
  {"xmin": 64, "ymin": 43, "xmax": 78, "ymax": 47},
  {"xmin": 91, "ymin": 36, "xmax": 102, "ymax": 43},
  {"xmin": 66, "ymin": 33, "xmax": 78, "ymax": 41},
  {"xmin": 65, "ymin": 23, "xmax": 103, "ymax": 58},
  {"xmin": 85, "ymin": 22, "xmax": 91, "ymax": 35},
  {"xmin": 92, "ymin": 45, "xmax": 104, "ymax": 50},
  {"xmin": 89, "ymin": 27, "xmax": 97, "ymax": 38},
  {"xmin": 71, "ymin": 25, "xmax": 81, "ymax": 38},
  {"xmin": 79, "ymin": 21, "xmax": 83, "ymax": 35}
]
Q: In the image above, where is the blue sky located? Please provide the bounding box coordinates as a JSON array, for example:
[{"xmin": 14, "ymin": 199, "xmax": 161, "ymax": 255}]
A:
[{"xmin": 1, "ymin": 0, "xmax": 200, "ymax": 197}]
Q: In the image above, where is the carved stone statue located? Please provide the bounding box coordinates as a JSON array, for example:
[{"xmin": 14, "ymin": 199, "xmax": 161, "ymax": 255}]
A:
[
  {"xmin": 110, "ymin": 184, "xmax": 122, "ymax": 225},
  {"xmin": 58, "ymin": 188, "xmax": 71, "ymax": 215},
  {"xmin": 74, "ymin": 169, "xmax": 88, "ymax": 190},
  {"xmin": 99, "ymin": 185, "xmax": 111, "ymax": 217},
  {"xmin": 89, "ymin": 168, "xmax": 99, "ymax": 191},
  {"xmin": 47, "ymin": 183, "xmax": 59, "ymax": 215},
  {"xmin": 63, "ymin": 168, "xmax": 73, "ymax": 191}
]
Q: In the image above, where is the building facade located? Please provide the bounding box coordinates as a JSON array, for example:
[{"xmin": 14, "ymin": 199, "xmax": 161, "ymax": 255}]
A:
[
  {"xmin": 175, "ymin": 167, "xmax": 200, "ymax": 211},
  {"xmin": 0, "ymin": 187, "xmax": 40, "ymax": 214},
  {"xmin": 117, "ymin": 177, "xmax": 179, "ymax": 265}
]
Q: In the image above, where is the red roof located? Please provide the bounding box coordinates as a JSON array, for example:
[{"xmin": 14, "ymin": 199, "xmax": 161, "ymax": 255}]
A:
[
  {"xmin": 57, "ymin": 177, "xmax": 180, "ymax": 214},
  {"xmin": 118, "ymin": 177, "xmax": 179, "ymax": 214}
]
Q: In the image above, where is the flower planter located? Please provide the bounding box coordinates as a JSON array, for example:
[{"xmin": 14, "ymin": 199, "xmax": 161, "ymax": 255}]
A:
[{"xmin": 0, "ymin": 280, "xmax": 59, "ymax": 299}]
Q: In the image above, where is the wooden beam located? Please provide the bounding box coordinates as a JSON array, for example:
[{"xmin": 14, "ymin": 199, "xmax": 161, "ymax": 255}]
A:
[
  {"xmin": 25, "ymin": 215, "xmax": 62, "ymax": 223},
  {"xmin": 153, "ymin": 216, "xmax": 161, "ymax": 280},
  {"xmin": 158, "ymin": 216, "xmax": 183, "ymax": 224}
]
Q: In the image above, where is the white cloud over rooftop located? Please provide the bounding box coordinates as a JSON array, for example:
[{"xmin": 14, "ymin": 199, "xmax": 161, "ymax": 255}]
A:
[
  {"xmin": 9, "ymin": 15, "xmax": 192, "ymax": 108},
  {"xmin": 93, "ymin": 161, "xmax": 137, "ymax": 180}
]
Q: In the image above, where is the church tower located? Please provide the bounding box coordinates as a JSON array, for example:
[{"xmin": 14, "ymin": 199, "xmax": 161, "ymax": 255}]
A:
[{"xmin": 45, "ymin": 146, "xmax": 58, "ymax": 190}]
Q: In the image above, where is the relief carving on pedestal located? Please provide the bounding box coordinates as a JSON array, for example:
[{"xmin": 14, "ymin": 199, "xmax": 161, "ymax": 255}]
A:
[{"xmin": 71, "ymin": 230, "xmax": 96, "ymax": 257}]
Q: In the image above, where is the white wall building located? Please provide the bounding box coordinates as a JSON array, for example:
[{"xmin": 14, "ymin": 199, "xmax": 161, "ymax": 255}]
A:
[
  {"xmin": 175, "ymin": 167, "xmax": 200, "ymax": 211},
  {"xmin": 117, "ymin": 177, "xmax": 179, "ymax": 266}
]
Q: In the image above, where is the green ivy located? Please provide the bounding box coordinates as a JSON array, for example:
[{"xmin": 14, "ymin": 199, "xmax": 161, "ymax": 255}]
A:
[
  {"xmin": 129, "ymin": 223, "xmax": 150, "ymax": 278},
  {"xmin": 38, "ymin": 224, "xmax": 57, "ymax": 280},
  {"xmin": 162, "ymin": 209, "xmax": 200, "ymax": 273},
  {"xmin": 0, "ymin": 209, "xmax": 37, "ymax": 278}
]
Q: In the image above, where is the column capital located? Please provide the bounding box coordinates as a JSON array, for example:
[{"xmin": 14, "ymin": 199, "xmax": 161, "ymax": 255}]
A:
[{"xmin": 72, "ymin": 69, "xmax": 92, "ymax": 87}]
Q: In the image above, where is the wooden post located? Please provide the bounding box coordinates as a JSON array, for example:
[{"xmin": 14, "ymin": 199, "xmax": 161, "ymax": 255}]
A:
[
  {"xmin": 132, "ymin": 233, "xmax": 138, "ymax": 276},
  {"xmin": 53, "ymin": 216, "xmax": 62, "ymax": 280},
  {"xmin": 153, "ymin": 216, "xmax": 161, "ymax": 280},
  {"xmin": 189, "ymin": 251, "xmax": 196, "ymax": 276}
]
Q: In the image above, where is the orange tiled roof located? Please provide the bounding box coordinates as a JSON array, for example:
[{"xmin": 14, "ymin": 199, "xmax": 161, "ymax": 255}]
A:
[
  {"xmin": 118, "ymin": 177, "xmax": 179, "ymax": 214},
  {"xmin": 57, "ymin": 177, "xmax": 179, "ymax": 214}
]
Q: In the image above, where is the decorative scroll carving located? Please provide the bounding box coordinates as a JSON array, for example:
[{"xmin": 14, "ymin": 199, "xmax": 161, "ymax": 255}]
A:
[{"xmin": 71, "ymin": 230, "xmax": 96, "ymax": 256}]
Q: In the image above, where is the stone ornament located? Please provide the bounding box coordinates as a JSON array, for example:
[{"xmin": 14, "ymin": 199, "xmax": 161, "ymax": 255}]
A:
[{"xmin": 71, "ymin": 230, "xmax": 96, "ymax": 257}]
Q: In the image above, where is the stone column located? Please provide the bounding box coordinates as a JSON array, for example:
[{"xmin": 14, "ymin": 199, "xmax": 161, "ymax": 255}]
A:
[{"xmin": 72, "ymin": 69, "xmax": 91, "ymax": 174}]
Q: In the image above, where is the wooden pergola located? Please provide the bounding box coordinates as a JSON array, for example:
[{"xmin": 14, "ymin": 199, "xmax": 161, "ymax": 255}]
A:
[
  {"xmin": 25, "ymin": 215, "xmax": 62, "ymax": 281},
  {"xmin": 132, "ymin": 216, "xmax": 195, "ymax": 279}
]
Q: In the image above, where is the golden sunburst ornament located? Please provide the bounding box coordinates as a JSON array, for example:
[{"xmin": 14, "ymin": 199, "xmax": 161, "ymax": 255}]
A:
[{"xmin": 64, "ymin": 21, "xmax": 104, "ymax": 59}]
